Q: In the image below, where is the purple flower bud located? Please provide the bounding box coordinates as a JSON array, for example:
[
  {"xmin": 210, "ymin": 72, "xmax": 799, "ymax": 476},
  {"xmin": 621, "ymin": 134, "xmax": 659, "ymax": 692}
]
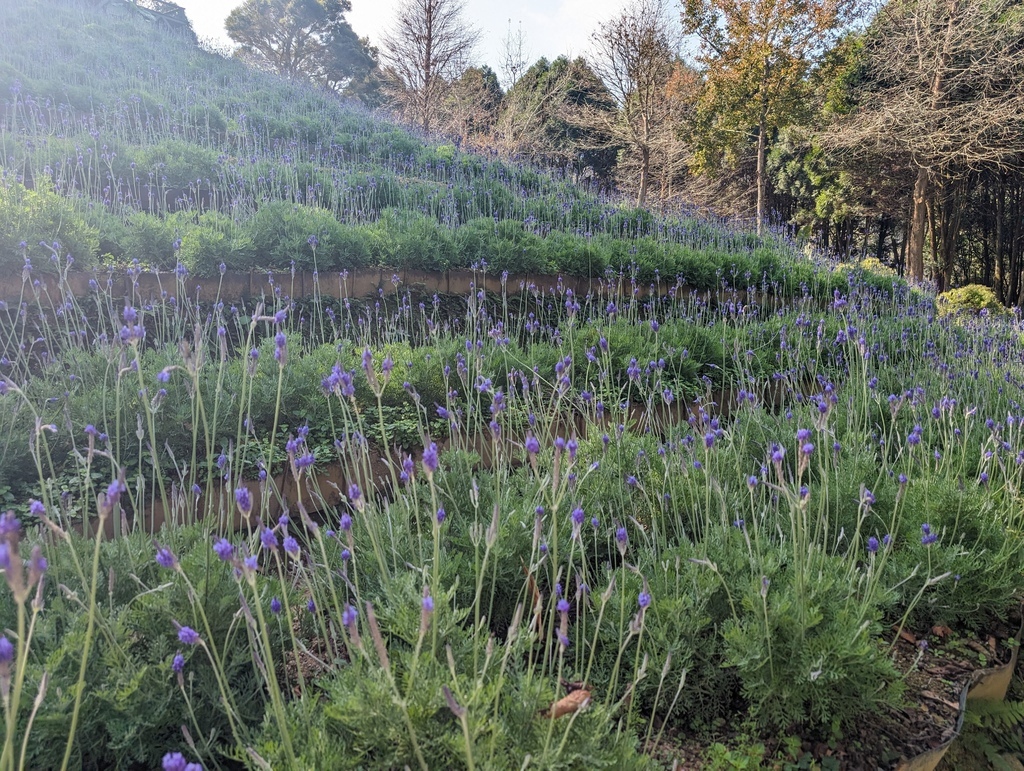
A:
[
  {"xmin": 260, "ymin": 527, "xmax": 278, "ymax": 550},
  {"xmin": 213, "ymin": 538, "xmax": 234, "ymax": 561},
  {"xmin": 283, "ymin": 536, "xmax": 299, "ymax": 556},
  {"xmin": 163, "ymin": 753, "xmax": 187, "ymax": 771},
  {"xmin": 172, "ymin": 653, "xmax": 185, "ymax": 672},
  {"xmin": 342, "ymin": 604, "xmax": 357, "ymax": 626},
  {"xmin": 638, "ymin": 591, "xmax": 651, "ymax": 610},
  {"xmin": 270, "ymin": 597, "xmax": 282, "ymax": 615},
  {"xmin": 867, "ymin": 536, "xmax": 879, "ymax": 554},
  {"xmin": 0, "ymin": 636, "xmax": 13, "ymax": 663},
  {"xmin": 921, "ymin": 523, "xmax": 938, "ymax": 546},
  {"xmin": 177, "ymin": 626, "xmax": 200, "ymax": 645},
  {"xmin": 155, "ymin": 546, "xmax": 176, "ymax": 569},
  {"xmin": 234, "ymin": 487, "xmax": 252, "ymax": 516},
  {"xmin": 422, "ymin": 442, "xmax": 439, "ymax": 474}
]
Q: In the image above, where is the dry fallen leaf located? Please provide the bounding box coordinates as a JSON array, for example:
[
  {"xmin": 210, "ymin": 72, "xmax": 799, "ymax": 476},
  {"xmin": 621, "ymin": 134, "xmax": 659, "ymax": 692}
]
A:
[
  {"xmin": 559, "ymin": 678, "xmax": 589, "ymax": 694},
  {"xmin": 894, "ymin": 626, "xmax": 917, "ymax": 645},
  {"xmin": 546, "ymin": 689, "xmax": 591, "ymax": 719},
  {"xmin": 931, "ymin": 625, "xmax": 953, "ymax": 638}
]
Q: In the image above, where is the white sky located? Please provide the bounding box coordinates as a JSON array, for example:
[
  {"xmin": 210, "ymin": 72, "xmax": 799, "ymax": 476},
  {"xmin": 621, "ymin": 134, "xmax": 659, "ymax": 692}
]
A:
[{"xmin": 175, "ymin": 0, "xmax": 629, "ymax": 77}]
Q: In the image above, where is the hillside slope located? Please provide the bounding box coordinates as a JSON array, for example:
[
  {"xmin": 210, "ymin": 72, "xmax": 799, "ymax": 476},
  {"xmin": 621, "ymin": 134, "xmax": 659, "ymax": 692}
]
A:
[{"xmin": 0, "ymin": 0, "xmax": 827, "ymax": 289}]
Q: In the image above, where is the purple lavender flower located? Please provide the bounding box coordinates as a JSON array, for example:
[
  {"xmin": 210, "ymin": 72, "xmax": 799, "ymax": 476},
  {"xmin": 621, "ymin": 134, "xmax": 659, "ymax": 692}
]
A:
[
  {"xmin": 234, "ymin": 487, "xmax": 252, "ymax": 516},
  {"xmin": 270, "ymin": 597, "xmax": 282, "ymax": 615},
  {"xmin": 638, "ymin": 591, "xmax": 652, "ymax": 610},
  {"xmin": 177, "ymin": 626, "xmax": 200, "ymax": 645},
  {"xmin": 283, "ymin": 536, "xmax": 300, "ymax": 557},
  {"xmin": 867, "ymin": 536, "xmax": 879, "ymax": 554},
  {"xmin": 172, "ymin": 652, "xmax": 185, "ymax": 673},
  {"xmin": 155, "ymin": 546, "xmax": 176, "ymax": 569},
  {"xmin": 213, "ymin": 538, "xmax": 233, "ymax": 561},
  {"xmin": 921, "ymin": 523, "xmax": 938, "ymax": 546},
  {"xmin": 557, "ymin": 598, "xmax": 570, "ymax": 613},
  {"xmin": 525, "ymin": 435, "xmax": 540, "ymax": 455},
  {"xmin": 0, "ymin": 636, "xmax": 13, "ymax": 663},
  {"xmin": 422, "ymin": 442, "xmax": 439, "ymax": 474},
  {"xmin": 260, "ymin": 527, "xmax": 278, "ymax": 551},
  {"xmin": 106, "ymin": 479, "xmax": 126, "ymax": 507},
  {"xmin": 162, "ymin": 753, "xmax": 187, "ymax": 771},
  {"xmin": 436, "ymin": 507, "xmax": 446, "ymax": 524}
]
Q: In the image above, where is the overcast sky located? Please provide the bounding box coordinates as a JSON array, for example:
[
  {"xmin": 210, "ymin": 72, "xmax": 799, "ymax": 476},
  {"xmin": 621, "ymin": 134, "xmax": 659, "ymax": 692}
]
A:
[{"xmin": 174, "ymin": 0, "xmax": 630, "ymax": 78}]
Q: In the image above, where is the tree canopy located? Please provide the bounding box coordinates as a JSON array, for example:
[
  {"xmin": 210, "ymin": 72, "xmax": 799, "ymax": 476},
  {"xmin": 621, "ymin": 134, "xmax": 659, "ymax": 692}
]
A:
[{"xmin": 225, "ymin": 0, "xmax": 376, "ymax": 95}]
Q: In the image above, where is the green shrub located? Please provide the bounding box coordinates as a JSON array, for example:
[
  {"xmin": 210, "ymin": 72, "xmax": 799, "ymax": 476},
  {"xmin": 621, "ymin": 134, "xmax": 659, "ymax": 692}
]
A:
[
  {"xmin": 937, "ymin": 284, "xmax": 1006, "ymax": 317},
  {"xmin": 0, "ymin": 181, "xmax": 99, "ymax": 269}
]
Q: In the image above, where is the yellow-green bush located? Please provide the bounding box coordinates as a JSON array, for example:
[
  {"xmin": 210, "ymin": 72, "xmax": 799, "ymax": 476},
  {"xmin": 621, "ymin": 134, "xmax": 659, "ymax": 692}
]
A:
[{"xmin": 937, "ymin": 284, "xmax": 1006, "ymax": 317}]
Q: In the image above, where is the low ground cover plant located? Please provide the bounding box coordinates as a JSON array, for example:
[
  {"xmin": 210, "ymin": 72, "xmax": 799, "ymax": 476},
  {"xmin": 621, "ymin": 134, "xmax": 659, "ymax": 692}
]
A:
[{"xmin": 1, "ymin": 256, "xmax": 1023, "ymax": 769}]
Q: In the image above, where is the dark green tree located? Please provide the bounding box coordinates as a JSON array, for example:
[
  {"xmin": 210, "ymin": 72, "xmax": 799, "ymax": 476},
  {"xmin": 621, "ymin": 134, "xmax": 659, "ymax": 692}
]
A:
[
  {"xmin": 225, "ymin": 0, "xmax": 376, "ymax": 94},
  {"xmin": 495, "ymin": 56, "xmax": 620, "ymax": 184}
]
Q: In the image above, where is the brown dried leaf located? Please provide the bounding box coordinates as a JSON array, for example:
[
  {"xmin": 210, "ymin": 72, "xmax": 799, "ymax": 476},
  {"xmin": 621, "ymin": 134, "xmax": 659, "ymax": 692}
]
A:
[
  {"xmin": 894, "ymin": 626, "xmax": 917, "ymax": 645},
  {"xmin": 546, "ymin": 689, "xmax": 591, "ymax": 719},
  {"xmin": 559, "ymin": 678, "xmax": 589, "ymax": 694}
]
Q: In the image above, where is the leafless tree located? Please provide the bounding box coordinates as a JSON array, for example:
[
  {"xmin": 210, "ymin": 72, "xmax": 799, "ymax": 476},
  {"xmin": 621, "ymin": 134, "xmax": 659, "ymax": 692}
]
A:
[
  {"xmin": 499, "ymin": 19, "xmax": 530, "ymax": 90},
  {"xmin": 587, "ymin": 0, "xmax": 681, "ymax": 207},
  {"xmin": 440, "ymin": 66, "xmax": 502, "ymax": 147},
  {"xmin": 826, "ymin": 0, "xmax": 1024, "ymax": 285},
  {"xmin": 379, "ymin": 0, "xmax": 480, "ymax": 133}
]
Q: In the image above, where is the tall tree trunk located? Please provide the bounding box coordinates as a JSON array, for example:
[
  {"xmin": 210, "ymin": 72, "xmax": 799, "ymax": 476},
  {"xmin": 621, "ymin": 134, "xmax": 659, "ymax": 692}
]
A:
[
  {"xmin": 906, "ymin": 0, "xmax": 959, "ymax": 282},
  {"xmin": 755, "ymin": 120, "xmax": 766, "ymax": 236},
  {"xmin": 936, "ymin": 187, "xmax": 962, "ymax": 294},
  {"xmin": 995, "ymin": 173, "xmax": 1005, "ymax": 302},
  {"xmin": 876, "ymin": 216, "xmax": 888, "ymax": 263},
  {"xmin": 637, "ymin": 145, "xmax": 650, "ymax": 208},
  {"xmin": 907, "ymin": 169, "xmax": 929, "ymax": 282}
]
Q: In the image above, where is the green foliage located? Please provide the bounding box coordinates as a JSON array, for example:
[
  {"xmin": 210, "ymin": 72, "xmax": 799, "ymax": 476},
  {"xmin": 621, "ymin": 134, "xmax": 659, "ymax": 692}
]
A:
[
  {"xmin": 247, "ymin": 201, "xmax": 370, "ymax": 271},
  {"xmin": 3, "ymin": 526, "xmax": 279, "ymax": 770},
  {"xmin": 937, "ymin": 284, "xmax": 1007, "ymax": 317},
  {"xmin": 0, "ymin": 181, "xmax": 98, "ymax": 270}
]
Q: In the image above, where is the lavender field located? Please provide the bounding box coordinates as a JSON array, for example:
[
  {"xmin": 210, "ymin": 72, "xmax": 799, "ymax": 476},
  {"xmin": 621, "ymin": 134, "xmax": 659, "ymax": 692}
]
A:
[{"xmin": 2, "ymin": 2, "xmax": 1024, "ymax": 770}]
